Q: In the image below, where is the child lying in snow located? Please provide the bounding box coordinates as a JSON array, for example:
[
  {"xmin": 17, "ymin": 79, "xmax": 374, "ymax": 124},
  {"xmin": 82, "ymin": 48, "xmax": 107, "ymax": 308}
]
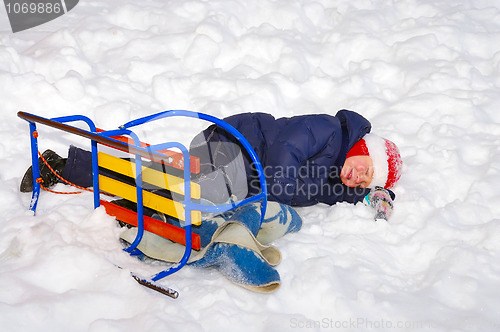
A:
[
  {"xmin": 19, "ymin": 110, "xmax": 403, "ymax": 292},
  {"xmin": 20, "ymin": 110, "xmax": 402, "ymax": 221}
]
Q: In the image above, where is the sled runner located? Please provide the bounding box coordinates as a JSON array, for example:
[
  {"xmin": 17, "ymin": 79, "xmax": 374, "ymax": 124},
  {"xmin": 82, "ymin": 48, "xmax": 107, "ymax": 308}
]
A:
[{"xmin": 18, "ymin": 110, "xmax": 268, "ymax": 298}]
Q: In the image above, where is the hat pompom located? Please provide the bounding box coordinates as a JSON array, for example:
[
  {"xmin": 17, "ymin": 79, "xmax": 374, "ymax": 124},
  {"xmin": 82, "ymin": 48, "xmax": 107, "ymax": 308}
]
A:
[{"xmin": 346, "ymin": 134, "xmax": 402, "ymax": 189}]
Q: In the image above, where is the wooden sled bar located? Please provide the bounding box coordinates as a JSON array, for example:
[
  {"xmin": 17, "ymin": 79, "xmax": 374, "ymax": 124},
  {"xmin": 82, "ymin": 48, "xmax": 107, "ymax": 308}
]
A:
[
  {"xmin": 95, "ymin": 128, "xmax": 201, "ymax": 174},
  {"xmin": 97, "ymin": 152, "xmax": 202, "ymax": 224},
  {"xmin": 100, "ymin": 200, "xmax": 201, "ymax": 250}
]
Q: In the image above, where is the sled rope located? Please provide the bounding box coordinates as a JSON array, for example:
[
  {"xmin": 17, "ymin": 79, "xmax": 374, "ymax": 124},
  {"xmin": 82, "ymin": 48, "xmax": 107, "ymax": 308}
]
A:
[{"xmin": 37, "ymin": 150, "xmax": 91, "ymax": 195}]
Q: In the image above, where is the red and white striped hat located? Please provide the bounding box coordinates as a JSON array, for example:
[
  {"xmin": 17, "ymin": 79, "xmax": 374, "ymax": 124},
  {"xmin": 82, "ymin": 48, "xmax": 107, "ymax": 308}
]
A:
[{"xmin": 346, "ymin": 134, "xmax": 403, "ymax": 189}]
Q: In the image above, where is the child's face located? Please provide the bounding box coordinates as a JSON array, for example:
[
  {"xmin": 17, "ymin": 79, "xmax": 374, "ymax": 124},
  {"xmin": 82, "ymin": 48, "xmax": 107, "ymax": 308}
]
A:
[{"xmin": 340, "ymin": 156, "xmax": 374, "ymax": 188}]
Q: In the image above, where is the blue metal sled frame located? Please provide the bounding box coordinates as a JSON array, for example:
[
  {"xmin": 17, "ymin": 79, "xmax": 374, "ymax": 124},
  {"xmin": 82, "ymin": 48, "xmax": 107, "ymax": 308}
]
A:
[{"xmin": 18, "ymin": 110, "xmax": 268, "ymax": 282}]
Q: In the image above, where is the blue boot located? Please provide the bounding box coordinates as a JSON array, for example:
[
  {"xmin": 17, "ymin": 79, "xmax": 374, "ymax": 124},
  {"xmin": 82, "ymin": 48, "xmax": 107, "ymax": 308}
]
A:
[{"xmin": 190, "ymin": 242, "xmax": 281, "ymax": 292}]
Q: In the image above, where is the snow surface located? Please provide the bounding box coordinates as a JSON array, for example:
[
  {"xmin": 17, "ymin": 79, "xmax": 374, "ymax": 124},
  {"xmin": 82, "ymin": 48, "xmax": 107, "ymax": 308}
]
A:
[{"xmin": 1, "ymin": 1, "xmax": 500, "ymax": 331}]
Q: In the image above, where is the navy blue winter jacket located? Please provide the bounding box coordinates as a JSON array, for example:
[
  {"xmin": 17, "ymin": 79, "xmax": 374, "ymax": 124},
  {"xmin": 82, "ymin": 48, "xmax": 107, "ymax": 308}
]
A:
[
  {"xmin": 204, "ymin": 110, "xmax": 373, "ymax": 206},
  {"xmin": 62, "ymin": 110, "xmax": 375, "ymax": 207}
]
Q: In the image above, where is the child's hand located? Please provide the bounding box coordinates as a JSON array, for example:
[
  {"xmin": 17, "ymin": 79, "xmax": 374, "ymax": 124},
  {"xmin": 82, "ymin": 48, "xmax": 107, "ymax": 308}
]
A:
[{"xmin": 366, "ymin": 187, "xmax": 394, "ymax": 221}]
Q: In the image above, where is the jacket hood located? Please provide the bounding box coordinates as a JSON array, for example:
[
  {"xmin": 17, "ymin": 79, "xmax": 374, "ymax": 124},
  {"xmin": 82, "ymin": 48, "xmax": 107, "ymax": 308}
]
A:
[{"xmin": 335, "ymin": 109, "xmax": 372, "ymax": 161}]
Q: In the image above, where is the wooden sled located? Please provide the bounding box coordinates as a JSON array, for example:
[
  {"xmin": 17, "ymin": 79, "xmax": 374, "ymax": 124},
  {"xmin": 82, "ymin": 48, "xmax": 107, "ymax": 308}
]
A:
[{"xmin": 18, "ymin": 110, "xmax": 267, "ymax": 298}]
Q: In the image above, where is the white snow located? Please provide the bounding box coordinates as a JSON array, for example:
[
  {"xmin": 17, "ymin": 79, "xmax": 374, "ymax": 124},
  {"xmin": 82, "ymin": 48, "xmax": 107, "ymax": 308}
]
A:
[{"xmin": 1, "ymin": 1, "xmax": 500, "ymax": 331}]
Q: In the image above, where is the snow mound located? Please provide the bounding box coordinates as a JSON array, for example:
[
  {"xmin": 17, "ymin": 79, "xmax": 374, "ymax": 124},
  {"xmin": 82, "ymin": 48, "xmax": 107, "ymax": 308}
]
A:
[{"xmin": 1, "ymin": 1, "xmax": 500, "ymax": 331}]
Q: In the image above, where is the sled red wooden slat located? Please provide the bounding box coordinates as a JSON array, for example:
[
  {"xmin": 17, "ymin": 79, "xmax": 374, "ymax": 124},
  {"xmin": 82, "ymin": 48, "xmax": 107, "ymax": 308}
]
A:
[
  {"xmin": 100, "ymin": 200, "xmax": 201, "ymax": 250},
  {"xmin": 95, "ymin": 128, "xmax": 200, "ymax": 174}
]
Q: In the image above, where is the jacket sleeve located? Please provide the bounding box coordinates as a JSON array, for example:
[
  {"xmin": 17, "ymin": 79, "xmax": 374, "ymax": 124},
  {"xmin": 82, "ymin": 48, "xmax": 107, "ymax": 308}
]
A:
[{"xmin": 264, "ymin": 115, "xmax": 342, "ymax": 204}]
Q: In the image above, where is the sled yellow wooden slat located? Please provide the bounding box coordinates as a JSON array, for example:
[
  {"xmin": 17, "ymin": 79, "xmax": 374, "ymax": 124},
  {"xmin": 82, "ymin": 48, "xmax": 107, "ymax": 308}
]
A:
[
  {"xmin": 99, "ymin": 175, "xmax": 201, "ymax": 224},
  {"xmin": 98, "ymin": 152, "xmax": 200, "ymax": 199}
]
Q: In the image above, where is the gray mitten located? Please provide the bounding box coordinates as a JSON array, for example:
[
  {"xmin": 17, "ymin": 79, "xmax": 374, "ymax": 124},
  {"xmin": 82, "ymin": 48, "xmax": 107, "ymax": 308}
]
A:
[{"xmin": 366, "ymin": 186, "xmax": 394, "ymax": 221}]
